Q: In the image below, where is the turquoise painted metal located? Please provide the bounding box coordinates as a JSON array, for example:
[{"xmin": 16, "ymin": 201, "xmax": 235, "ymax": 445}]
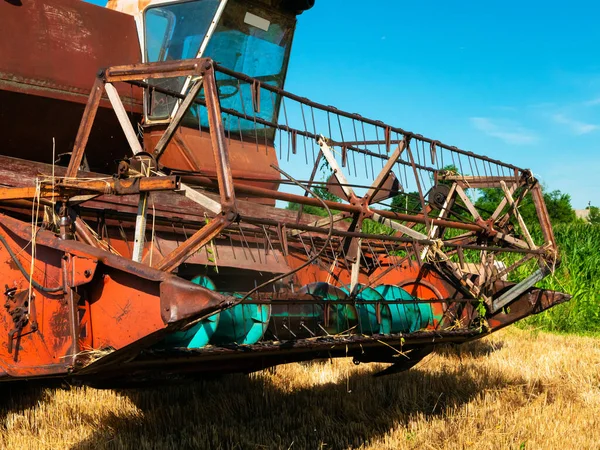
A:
[
  {"xmin": 342, "ymin": 285, "xmax": 392, "ymax": 335},
  {"xmin": 161, "ymin": 275, "xmax": 220, "ymax": 349},
  {"xmin": 374, "ymin": 285, "xmax": 433, "ymax": 333},
  {"xmin": 301, "ymin": 282, "xmax": 357, "ymax": 334},
  {"xmin": 211, "ymin": 293, "xmax": 271, "ymax": 345}
]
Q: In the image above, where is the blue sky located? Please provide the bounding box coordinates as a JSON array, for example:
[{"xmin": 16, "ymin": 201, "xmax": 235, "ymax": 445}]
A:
[{"xmin": 87, "ymin": 0, "xmax": 599, "ymax": 208}]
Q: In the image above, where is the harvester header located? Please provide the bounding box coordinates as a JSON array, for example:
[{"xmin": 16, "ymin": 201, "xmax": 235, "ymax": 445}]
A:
[{"xmin": 0, "ymin": 0, "xmax": 568, "ymax": 385}]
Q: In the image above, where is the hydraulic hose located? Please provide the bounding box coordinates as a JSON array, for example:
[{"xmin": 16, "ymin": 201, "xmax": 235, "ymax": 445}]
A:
[{"xmin": 0, "ymin": 231, "xmax": 64, "ymax": 293}]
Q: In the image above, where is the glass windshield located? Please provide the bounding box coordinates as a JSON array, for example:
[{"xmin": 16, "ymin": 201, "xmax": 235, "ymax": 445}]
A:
[
  {"xmin": 145, "ymin": 0, "xmax": 221, "ymax": 118},
  {"xmin": 144, "ymin": 0, "xmax": 296, "ymax": 142}
]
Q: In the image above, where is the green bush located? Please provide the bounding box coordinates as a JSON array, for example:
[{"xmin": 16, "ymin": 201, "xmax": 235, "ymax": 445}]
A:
[{"xmin": 519, "ymin": 222, "xmax": 600, "ymax": 334}]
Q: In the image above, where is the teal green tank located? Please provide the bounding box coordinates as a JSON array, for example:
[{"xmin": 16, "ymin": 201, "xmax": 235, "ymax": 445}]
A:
[{"xmin": 374, "ymin": 285, "xmax": 433, "ymax": 332}]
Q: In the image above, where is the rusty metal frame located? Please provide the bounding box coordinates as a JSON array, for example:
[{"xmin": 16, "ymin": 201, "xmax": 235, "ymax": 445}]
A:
[
  {"xmin": 1, "ymin": 58, "xmax": 560, "ymax": 372},
  {"xmin": 61, "ymin": 59, "xmax": 237, "ymax": 269}
]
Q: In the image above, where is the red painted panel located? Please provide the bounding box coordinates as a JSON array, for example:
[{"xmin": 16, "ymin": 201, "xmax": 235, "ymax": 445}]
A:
[{"xmin": 0, "ymin": 0, "xmax": 142, "ymax": 104}]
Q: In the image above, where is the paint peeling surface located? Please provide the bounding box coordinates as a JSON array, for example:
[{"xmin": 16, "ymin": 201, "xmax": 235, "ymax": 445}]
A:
[
  {"xmin": 43, "ymin": 4, "xmax": 93, "ymax": 55},
  {"xmin": 0, "ymin": 0, "xmax": 141, "ymax": 102},
  {"xmin": 107, "ymin": 0, "xmax": 152, "ymax": 15}
]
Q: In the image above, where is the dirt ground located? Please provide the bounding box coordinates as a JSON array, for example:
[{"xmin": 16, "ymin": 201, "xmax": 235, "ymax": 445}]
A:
[{"xmin": 1, "ymin": 328, "xmax": 599, "ymax": 450}]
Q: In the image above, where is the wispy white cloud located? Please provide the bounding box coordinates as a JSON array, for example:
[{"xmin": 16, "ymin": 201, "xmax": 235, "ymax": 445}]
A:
[
  {"xmin": 552, "ymin": 113, "xmax": 598, "ymax": 135},
  {"xmin": 492, "ymin": 105, "xmax": 518, "ymax": 112},
  {"xmin": 528, "ymin": 102, "xmax": 557, "ymax": 110},
  {"xmin": 584, "ymin": 97, "xmax": 600, "ymax": 106},
  {"xmin": 470, "ymin": 117, "xmax": 538, "ymax": 145}
]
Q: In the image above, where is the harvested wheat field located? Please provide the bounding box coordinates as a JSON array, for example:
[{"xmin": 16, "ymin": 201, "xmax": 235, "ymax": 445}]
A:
[{"xmin": 1, "ymin": 328, "xmax": 599, "ymax": 450}]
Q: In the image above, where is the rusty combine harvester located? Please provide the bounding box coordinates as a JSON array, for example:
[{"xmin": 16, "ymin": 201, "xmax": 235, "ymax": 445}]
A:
[{"xmin": 0, "ymin": 0, "xmax": 569, "ymax": 385}]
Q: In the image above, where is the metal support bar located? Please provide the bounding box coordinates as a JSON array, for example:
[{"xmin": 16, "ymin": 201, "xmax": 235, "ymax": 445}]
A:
[
  {"xmin": 500, "ymin": 180, "xmax": 536, "ymax": 250},
  {"xmin": 155, "ymin": 216, "xmax": 230, "ymax": 272},
  {"xmin": 405, "ymin": 143, "xmax": 431, "ymax": 232},
  {"xmin": 492, "ymin": 268, "xmax": 547, "ymax": 312},
  {"xmin": 490, "ymin": 183, "xmax": 516, "ymax": 221},
  {"xmin": 371, "ymin": 212, "xmax": 427, "ymax": 240},
  {"xmin": 153, "ymin": 77, "xmax": 204, "ymax": 161},
  {"xmin": 103, "ymin": 59, "xmax": 206, "ymax": 82},
  {"xmin": 455, "ymin": 185, "xmax": 481, "ymax": 221},
  {"xmin": 350, "ymin": 240, "xmax": 361, "ymax": 291},
  {"xmin": 0, "ymin": 177, "xmax": 179, "ymax": 201},
  {"xmin": 203, "ymin": 67, "xmax": 236, "ymax": 209},
  {"xmin": 530, "ymin": 184, "xmax": 556, "ymax": 250},
  {"xmin": 365, "ymin": 139, "xmax": 406, "ymax": 203},
  {"xmin": 65, "ymin": 78, "xmax": 104, "ymax": 178},
  {"xmin": 105, "ymin": 82, "xmax": 144, "ymax": 155},
  {"xmin": 318, "ymin": 136, "xmax": 355, "ymax": 201},
  {"xmin": 176, "ymin": 182, "xmax": 222, "ymax": 215},
  {"xmin": 420, "ymin": 183, "xmax": 458, "ymax": 260},
  {"xmin": 132, "ymin": 192, "xmax": 149, "ymax": 263}
]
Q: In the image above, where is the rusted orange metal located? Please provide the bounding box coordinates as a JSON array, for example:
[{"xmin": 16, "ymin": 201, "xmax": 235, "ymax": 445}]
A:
[
  {"xmin": 0, "ymin": 213, "xmax": 236, "ymax": 378},
  {"xmin": 0, "ymin": 1, "xmax": 570, "ymax": 386},
  {"xmin": 0, "ymin": 0, "xmax": 142, "ymax": 173}
]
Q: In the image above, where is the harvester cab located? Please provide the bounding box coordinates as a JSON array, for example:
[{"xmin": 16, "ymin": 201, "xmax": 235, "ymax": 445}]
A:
[
  {"xmin": 0, "ymin": 0, "xmax": 570, "ymax": 386},
  {"xmin": 107, "ymin": 0, "xmax": 315, "ymax": 205}
]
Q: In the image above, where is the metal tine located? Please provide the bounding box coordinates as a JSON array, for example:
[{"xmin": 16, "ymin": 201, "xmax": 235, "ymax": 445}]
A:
[
  {"xmin": 275, "ymin": 223, "xmax": 287, "ymax": 257},
  {"xmin": 414, "ymin": 139, "xmax": 422, "ymax": 166},
  {"xmin": 469, "ymin": 155, "xmax": 477, "ymax": 177},
  {"xmin": 366, "ymin": 240, "xmax": 382, "ymax": 271},
  {"xmin": 350, "ymin": 140, "xmax": 358, "ymax": 178},
  {"xmin": 399, "ymin": 136, "xmax": 411, "ymax": 191},
  {"xmin": 380, "ymin": 239, "xmax": 394, "ymax": 266},
  {"xmin": 262, "ymin": 225, "xmax": 279, "ymax": 263},
  {"xmin": 360, "ymin": 121, "xmax": 369, "ymax": 178},
  {"xmin": 302, "ymin": 133, "xmax": 308, "ymax": 165},
  {"xmin": 432, "ymin": 141, "xmax": 441, "ymax": 169},
  {"xmin": 413, "ymin": 242, "xmax": 423, "ymax": 267},
  {"xmin": 280, "ymin": 96, "xmax": 292, "ymax": 162},
  {"xmin": 299, "ymin": 103, "xmax": 312, "ymax": 164},
  {"xmin": 255, "ymin": 238, "xmax": 263, "ymax": 264},
  {"xmin": 235, "ymin": 80, "xmax": 247, "ymax": 149},
  {"xmin": 262, "ymin": 118, "xmax": 269, "ymax": 156},
  {"xmin": 291, "ymin": 130, "xmax": 298, "ymax": 156},
  {"xmin": 457, "ymin": 153, "xmax": 466, "ymax": 180},
  {"xmin": 404, "ymin": 244, "xmax": 415, "ymax": 268},
  {"xmin": 493, "ymin": 161, "xmax": 500, "ymax": 178},
  {"xmin": 339, "ymin": 241, "xmax": 352, "ymax": 271},
  {"xmin": 228, "ymin": 234, "xmax": 237, "ymax": 260},
  {"xmin": 479, "ymin": 158, "xmax": 486, "ymax": 178},
  {"xmin": 336, "ymin": 113, "xmax": 345, "ymax": 151},
  {"xmin": 237, "ymin": 223, "xmax": 256, "ymax": 263},
  {"xmin": 297, "ymin": 232, "xmax": 312, "ymax": 261},
  {"xmin": 286, "ymin": 129, "xmax": 291, "ymax": 162},
  {"xmin": 252, "ymin": 110, "xmax": 260, "ymax": 154},
  {"xmin": 327, "ymin": 110, "xmax": 333, "ymax": 142},
  {"xmin": 236, "ymin": 116, "xmax": 244, "ymax": 148},
  {"xmin": 278, "ymin": 123, "xmax": 283, "ymax": 160},
  {"xmin": 374, "ymin": 124, "xmax": 383, "ymax": 159},
  {"xmin": 419, "ymin": 168, "xmax": 431, "ymax": 207},
  {"xmin": 351, "ymin": 119, "xmax": 360, "ymax": 177},
  {"xmin": 307, "ymin": 232, "xmax": 319, "ymax": 264},
  {"xmin": 369, "ymin": 126, "xmax": 377, "ymax": 178},
  {"xmin": 360, "ymin": 243, "xmax": 371, "ymax": 272},
  {"xmin": 328, "ymin": 237, "xmax": 338, "ymax": 263},
  {"xmin": 450, "ymin": 151, "xmax": 457, "ymax": 174},
  {"xmin": 481, "ymin": 157, "xmax": 489, "ymax": 178}
]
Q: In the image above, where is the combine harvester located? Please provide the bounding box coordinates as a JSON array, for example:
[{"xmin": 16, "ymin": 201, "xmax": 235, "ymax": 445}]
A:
[{"xmin": 0, "ymin": 0, "xmax": 569, "ymax": 385}]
